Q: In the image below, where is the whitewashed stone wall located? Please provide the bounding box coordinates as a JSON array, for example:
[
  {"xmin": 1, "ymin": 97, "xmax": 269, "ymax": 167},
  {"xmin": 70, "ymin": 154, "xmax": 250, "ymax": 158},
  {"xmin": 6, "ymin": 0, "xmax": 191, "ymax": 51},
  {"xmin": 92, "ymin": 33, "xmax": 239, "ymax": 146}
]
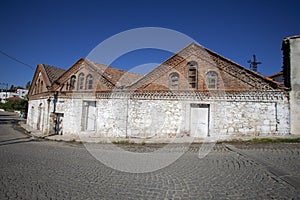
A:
[
  {"xmin": 289, "ymin": 37, "xmax": 300, "ymax": 135},
  {"xmin": 56, "ymin": 98, "xmax": 82, "ymax": 136},
  {"xmin": 96, "ymin": 99, "xmax": 127, "ymax": 137},
  {"xmin": 127, "ymin": 100, "xmax": 184, "ymax": 138},
  {"xmin": 211, "ymin": 100, "xmax": 289, "ymax": 137},
  {"xmin": 27, "ymin": 92, "xmax": 290, "ymax": 138},
  {"xmin": 27, "ymin": 99, "xmax": 50, "ymax": 134}
]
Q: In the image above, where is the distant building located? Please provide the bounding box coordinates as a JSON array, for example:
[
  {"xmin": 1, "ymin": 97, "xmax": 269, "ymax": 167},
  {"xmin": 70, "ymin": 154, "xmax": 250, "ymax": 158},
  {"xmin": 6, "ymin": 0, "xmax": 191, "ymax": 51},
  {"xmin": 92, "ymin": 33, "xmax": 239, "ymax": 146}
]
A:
[
  {"xmin": 0, "ymin": 91, "xmax": 18, "ymax": 103},
  {"xmin": 17, "ymin": 88, "xmax": 28, "ymax": 99},
  {"xmin": 6, "ymin": 96, "xmax": 23, "ymax": 101},
  {"xmin": 0, "ymin": 89, "xmax": 28, "ymax": 103},
  {"xmin": 268, "ymin": 71, "xmax": 284, "ymax": 84}
]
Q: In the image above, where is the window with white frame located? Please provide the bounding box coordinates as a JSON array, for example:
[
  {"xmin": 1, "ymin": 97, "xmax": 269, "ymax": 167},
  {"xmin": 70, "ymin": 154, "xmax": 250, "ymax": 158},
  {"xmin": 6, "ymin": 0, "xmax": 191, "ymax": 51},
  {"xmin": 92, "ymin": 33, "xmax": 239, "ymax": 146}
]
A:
[
  {"xmin": 206, "ymin": 71, "xmax": 218, "ymax": 89},
  {"xmin": 86, "ymin": 74, "xmax": 93, "ymax": 90},
  {"xmin": 78, "ymin": 73, "xmax": 84, "ymax": 90},
  {"xmin": 169, "ymin": 72, "xmax": 179, "ymax": 90}
]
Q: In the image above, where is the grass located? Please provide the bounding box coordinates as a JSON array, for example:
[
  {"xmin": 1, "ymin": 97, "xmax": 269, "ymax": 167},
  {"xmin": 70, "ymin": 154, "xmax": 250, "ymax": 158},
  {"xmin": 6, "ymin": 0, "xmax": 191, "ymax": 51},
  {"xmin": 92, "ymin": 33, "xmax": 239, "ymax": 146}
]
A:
[
  {"xmin": 222, "ymin": 137, "xmax": 300, "ymax": 143},
  {"xmin": 112, "ymin": 140, "xmax": 135, "ymax": 145}
]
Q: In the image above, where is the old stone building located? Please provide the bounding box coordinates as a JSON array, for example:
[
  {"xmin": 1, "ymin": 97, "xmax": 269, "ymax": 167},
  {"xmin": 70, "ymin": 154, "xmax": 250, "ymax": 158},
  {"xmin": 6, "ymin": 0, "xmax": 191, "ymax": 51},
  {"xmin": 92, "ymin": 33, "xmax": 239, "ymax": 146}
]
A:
[{"xmin": 27, "ymin": 38, "xmax": 300, "ymax": 139}]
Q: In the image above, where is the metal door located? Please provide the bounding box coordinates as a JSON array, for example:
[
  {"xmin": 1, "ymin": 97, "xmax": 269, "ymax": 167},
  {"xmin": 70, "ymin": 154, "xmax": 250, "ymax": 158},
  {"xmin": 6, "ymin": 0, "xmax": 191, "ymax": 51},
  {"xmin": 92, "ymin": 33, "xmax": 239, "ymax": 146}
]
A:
[{"xmin": 190, "ymin": 104, "xmax": 209, "ymax": 137}]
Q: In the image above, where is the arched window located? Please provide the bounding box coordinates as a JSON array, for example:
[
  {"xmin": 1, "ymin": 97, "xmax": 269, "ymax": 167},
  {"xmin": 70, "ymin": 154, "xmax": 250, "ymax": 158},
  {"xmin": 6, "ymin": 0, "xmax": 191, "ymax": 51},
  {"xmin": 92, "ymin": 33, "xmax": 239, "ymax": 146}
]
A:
[
  {"xmin": 188, "ymin": 61, "xmax": 198, "ymax": 89},
  {"xmin": 86, "ymin": 74, "xmax": 93, "ymax": 90},
  {"xmin": 37, "ymin": 79, "xmax": 40, "ymax": 94},
  {"xmin": 169, "ymin": 72, "xmax": 179, "ymax": 90},
  {"xmin": 40, "ymin": 81, "xmax": 43, "ymax": 93},
  {"xmin": 70, "ymin": 75, "xmax": 76, "ymax": 91},
  {"xmin": 206, "ymin": 71, "xmax": 218, "ymax": 89},
  {"xmin": 78, "ymin": 73, "xmax": 85, "ymax": 90},
  {"xmin": 34, "ymin": 83, "xmax": 37, "ymax": 94}
]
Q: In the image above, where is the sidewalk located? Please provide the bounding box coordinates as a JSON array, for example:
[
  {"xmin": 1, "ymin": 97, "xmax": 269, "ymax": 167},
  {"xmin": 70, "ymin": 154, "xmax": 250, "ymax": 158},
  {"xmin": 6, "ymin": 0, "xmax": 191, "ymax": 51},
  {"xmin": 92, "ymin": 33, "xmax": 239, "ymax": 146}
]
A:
[
  {"xmin": 20, "ymin": 122, "xmax": 206, "ymax": 144},
  {"xmin": 19, "ymin": 121, "xmax": 300, "ymax": 144},
  {"xmin": 19, "ymin": 122, "xmax": 219, "ymax": 143}
]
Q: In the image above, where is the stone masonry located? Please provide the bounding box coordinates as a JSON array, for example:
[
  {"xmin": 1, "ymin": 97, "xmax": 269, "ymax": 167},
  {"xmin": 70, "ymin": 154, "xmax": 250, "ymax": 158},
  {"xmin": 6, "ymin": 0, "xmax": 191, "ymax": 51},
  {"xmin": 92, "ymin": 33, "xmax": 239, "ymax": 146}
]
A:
[{"xmin": 27, "ymin": 90, "xmax": 290, "ymax": 138}]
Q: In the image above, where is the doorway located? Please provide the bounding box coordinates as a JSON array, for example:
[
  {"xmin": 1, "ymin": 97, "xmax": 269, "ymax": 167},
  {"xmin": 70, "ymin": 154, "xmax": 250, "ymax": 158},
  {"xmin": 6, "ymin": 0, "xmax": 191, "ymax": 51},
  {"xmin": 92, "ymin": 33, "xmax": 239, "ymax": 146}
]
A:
[
  {"xmin": 82, "ymin": 101, "xmax": 96, "ymax": 131},
  {"xmin": 190, "ymin": 104, "xmax": 209, "ymax": 137},
  {"xmin": 55, "ymin": 113, "xmax": 64, "ymax": 135},
  {"xmin": 37, "ymin": 103, "xmax": 43, "ymax": 130}
]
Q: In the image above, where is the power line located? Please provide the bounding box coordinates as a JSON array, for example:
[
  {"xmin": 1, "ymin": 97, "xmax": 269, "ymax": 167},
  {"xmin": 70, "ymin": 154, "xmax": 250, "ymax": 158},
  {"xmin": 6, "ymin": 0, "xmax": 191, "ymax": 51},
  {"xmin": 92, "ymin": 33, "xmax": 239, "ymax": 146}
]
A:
[
  {"xmin": 0, "ymin": 82, "xmax": 8, "ymax": 90},
  {"xmin": 0, "ymin": 50, "xmax": 34, "ymax": 70}
]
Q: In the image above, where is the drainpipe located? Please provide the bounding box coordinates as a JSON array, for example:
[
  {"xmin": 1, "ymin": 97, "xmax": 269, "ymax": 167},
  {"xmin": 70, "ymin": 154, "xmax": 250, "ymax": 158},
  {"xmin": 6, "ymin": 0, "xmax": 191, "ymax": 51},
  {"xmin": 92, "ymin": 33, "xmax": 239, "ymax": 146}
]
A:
[
  {"xmin": 53, "ymin": 91, "xmax": 58, "ymax": 113},
  {"xmin": 47, "ymin": 97, "xmax": 51, "ymax": 134}
]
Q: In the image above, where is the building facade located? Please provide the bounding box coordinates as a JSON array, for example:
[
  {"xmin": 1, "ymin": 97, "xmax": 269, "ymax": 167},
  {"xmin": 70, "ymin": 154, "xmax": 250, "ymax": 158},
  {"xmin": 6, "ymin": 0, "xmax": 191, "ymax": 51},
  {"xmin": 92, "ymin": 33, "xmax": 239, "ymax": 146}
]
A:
[
  {"xmin": 269, "ymin": 72, "xmax": 284, "ymax": 85},
  {"xmin": 27, "ymin": 40, "xmax": 299, "ymax": 139},
  {"xmin": 0, "ymin": 89, "xmax": 28, "ymax": 103},
  {"xmin": 282, "ymin": 35, "xmax": 300, "ymax": 136}
]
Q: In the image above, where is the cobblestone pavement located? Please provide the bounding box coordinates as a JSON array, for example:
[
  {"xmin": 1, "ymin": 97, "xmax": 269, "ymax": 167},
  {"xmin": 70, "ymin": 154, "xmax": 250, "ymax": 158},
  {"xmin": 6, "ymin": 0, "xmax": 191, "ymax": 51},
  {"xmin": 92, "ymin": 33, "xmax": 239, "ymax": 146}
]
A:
[{"xmin": 0, "ymin": 112, "xmax": 300, "ymax": 199}]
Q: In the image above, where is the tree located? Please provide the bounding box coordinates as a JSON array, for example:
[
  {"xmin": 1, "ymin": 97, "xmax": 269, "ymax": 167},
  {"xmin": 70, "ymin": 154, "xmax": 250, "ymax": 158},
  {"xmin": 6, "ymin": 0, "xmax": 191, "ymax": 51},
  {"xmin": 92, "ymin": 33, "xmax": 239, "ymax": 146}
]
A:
[
  {"xmin": 0, "ymin": 99, "xmax": 28, "ymax": 117},
  {"xmin": 26, "ymin": 81, "xmax": 31, "ymax": 89},
  {"xmin": 9, "ymin": 85, "xmax": 16, "ymax": 92}
]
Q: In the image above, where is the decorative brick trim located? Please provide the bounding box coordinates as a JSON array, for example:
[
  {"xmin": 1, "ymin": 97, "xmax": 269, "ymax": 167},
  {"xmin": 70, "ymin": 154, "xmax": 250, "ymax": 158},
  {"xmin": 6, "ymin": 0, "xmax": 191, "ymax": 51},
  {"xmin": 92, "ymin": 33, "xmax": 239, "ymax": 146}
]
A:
[{"xmin": 94, "ymin": 90, "xmax": 288, "ymax": 102}]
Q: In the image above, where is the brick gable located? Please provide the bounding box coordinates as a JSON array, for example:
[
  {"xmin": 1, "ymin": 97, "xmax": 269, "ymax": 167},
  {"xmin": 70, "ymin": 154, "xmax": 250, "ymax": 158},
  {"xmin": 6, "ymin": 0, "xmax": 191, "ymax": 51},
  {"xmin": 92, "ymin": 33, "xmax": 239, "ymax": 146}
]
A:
[
  {"xmin": 50, "ymin": 58, "xmax": 143, "ymax": 92},
  {"xmin": 128, "ymin": 43, "xmax": 286, "ymax": 92},
  {"xmin": 28, "ymin": 64, "xmax": 65, "ymax": 99}
]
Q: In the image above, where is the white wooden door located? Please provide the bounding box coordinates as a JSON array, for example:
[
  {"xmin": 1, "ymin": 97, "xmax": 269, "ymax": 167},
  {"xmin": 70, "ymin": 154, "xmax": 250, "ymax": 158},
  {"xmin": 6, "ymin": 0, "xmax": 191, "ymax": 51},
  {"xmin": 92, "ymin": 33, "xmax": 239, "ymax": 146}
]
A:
[
  {"xmin": 56, "ymin": 113, "xmax": 64, "ymax": 135},
  {"xmin": 190, "ymin": 104, "xmax": 209, "ymax": 137}
]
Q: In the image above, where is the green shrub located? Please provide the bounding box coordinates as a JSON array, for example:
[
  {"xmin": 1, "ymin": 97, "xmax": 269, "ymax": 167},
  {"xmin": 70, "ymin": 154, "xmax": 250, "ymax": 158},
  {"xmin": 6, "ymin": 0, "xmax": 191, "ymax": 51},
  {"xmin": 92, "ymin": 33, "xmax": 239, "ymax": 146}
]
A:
[{"xmin": 0, "ymin": 99, "xmax": 28, "ymax": 114}]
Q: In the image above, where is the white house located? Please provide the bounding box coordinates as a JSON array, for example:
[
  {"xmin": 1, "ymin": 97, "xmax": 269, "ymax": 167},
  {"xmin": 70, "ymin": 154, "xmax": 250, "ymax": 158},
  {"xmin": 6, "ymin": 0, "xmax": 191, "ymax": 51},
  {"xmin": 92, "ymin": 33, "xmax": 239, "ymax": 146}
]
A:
[
  {"xmin": 17, "ymin": 89, "xmax": 28, "ymax": 99},
  {"xmin": 0, "ymin": 89, "xmax": 28, "ymax": 103},
  {"xmin": 0, "ymin": 91, "xmax": 18, "ymax": 103}
]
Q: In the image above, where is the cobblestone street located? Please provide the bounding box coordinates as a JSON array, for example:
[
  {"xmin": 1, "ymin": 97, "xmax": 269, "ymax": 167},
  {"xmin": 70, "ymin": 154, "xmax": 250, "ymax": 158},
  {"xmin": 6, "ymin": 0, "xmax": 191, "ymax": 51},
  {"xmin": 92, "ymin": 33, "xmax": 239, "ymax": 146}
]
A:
[{"xmin": 0, "ymin": 112, "xmax": 300, "ymax": 199}]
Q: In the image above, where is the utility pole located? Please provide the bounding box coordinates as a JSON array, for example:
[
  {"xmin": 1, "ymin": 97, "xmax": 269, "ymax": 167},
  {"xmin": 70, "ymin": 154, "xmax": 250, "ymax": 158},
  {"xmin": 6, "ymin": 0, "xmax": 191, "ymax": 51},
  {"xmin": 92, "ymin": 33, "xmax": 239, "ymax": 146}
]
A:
[{"xmin": 247, "ymin": 54, "xmax": 262, "ymax": 72}]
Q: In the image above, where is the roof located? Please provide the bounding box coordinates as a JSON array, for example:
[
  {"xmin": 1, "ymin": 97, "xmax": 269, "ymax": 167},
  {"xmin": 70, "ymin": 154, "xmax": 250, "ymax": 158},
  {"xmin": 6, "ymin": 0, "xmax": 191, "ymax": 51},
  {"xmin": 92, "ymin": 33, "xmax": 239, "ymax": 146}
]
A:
[
  {"xmin": 284, "ymin": 35, "xmax": 300, "ymax": 40},
  {"xmin": 268, "ymin": 71, "xmax": 283, "ymax": 78},
  {"xmin": 6, "ymin": 96, "xmax": 23, "ymax": 101},
  {"xmin": 43, "ymin": 64, "xmax": 66, "ymax": 84},
  {"xmin": 85, "ymin": 59, "xmax": 144, "ymax": 87}
]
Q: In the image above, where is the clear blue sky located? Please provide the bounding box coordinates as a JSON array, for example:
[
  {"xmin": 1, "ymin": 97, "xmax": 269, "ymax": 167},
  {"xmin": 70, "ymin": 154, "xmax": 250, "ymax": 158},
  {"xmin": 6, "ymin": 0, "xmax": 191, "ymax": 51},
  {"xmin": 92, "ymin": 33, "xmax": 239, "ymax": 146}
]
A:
[{"xmin": 0, "ymin": 0, "xmax": 299, "ymax": 88}]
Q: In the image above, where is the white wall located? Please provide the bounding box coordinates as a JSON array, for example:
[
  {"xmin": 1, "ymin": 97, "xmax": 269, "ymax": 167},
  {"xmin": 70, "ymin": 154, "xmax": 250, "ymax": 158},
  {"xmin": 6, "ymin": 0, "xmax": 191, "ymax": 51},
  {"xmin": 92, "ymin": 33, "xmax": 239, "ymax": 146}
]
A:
[
  {"xmin": 0, "ymin": 91, "xmax": 19, "ymax": 103},
  {"xmin": 27, "ymin": 91, "xmax": 290, "ymax": 138},
  {"xmin": 289, "ymin": 37, "xmax": 300, "ymax": 135},
  {"xmin": 212, "ymin": 100, "xmax": 289, "ymax": 137},
  {"xmin": 27, "ymin": 99, "xmax": 50, "ymax": 134}
]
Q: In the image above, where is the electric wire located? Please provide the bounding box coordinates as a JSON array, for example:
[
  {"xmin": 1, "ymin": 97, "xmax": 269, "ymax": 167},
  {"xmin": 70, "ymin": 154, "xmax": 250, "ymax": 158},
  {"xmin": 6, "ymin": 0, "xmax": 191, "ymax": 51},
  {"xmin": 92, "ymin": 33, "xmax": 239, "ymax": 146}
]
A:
[{"xmin": 0, "ymin": 50, "xmax": 34, "ymax": 70}]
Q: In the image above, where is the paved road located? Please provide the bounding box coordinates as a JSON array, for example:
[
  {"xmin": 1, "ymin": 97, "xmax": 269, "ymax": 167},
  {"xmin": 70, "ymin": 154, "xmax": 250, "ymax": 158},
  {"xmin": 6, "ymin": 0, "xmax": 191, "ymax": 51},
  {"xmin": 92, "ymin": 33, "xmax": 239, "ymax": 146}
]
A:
[{"xmin": 0, "ymin": 112, "xmax": 300, "ymax": 199}]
